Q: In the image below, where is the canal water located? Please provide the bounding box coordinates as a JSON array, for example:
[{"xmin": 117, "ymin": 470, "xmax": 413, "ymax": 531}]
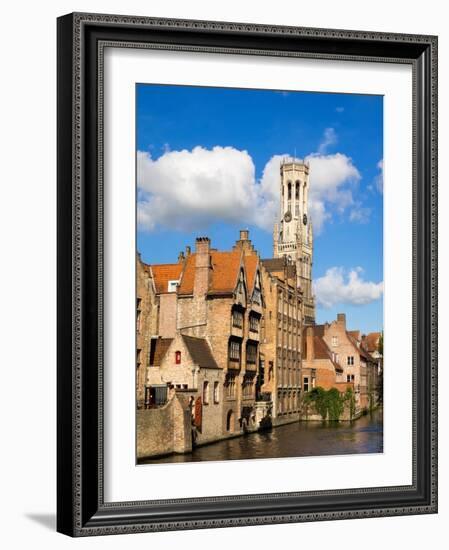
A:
[{"xmin": 141, "ymin": 407, "xmax": 383, "ymax": 464}]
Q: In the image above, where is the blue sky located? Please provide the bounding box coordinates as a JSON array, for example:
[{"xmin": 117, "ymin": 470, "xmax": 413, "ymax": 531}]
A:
[{"xmin": 136, "ymin": 84, "xmax": 383, "ymax": 334}]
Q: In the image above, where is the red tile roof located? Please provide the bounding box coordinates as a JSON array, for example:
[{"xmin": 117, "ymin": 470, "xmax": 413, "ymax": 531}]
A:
[
  {"xmin": 362, "ymin": 332, "xmax": 381, "ymax": 353},
  {"xmin": 303, "ymin": 329, "xmax": 343, "ymax": 372},
  {"xmin": 177, "ymin": 250, "xmax": 243, "ymax": 296},
  {"xmin": 346, "ymin": 332, "xmax": 376, "ymax": 362},
  {"xmin": 151, "ymin": 264, "xmax": 183, "ymax": 294},
  {"xmin": 243, "ymin": 255, "xmax": 258, "ymax": 292}
]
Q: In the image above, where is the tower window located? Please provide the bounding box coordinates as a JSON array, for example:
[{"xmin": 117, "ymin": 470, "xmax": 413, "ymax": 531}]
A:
[
  {"xmin": 288, "ymin": 182, "xmax": 292, "ymax": 200},
  {"xmin": 295, "ymin": 181, "xmax": 300, "ymax": 200}
]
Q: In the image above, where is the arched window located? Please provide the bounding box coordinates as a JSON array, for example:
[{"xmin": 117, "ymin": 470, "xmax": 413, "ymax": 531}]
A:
[
  {"xmin": 295, "ymin": 180, "xmax": 300, "ymax": 200},
  {"xmin": 213, "ymin": 381, "xmax": 220, "ymax": 403},
  {"xmin": 203, "ymin": 381, "xmax": 209, "ymax": 404},
  {"xmin": 287, "ymin": 181, "xmax": 292, "ymax": 200},
  {"xmin": 175, "ymin": 350, "xmax": 181, "ymax": 364}
]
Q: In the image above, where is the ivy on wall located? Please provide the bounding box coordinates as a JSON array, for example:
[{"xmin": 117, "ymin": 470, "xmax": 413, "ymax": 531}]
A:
[{"xmin": 303, "ymin": 386, "xmax": 356, "ymax": 421}]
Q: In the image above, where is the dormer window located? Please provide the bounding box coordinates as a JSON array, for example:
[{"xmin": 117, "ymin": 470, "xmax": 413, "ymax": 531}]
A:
[
  {"xmin": 167, "ymin": 280, "xmax": 179, "ymax": 293},
  {"xmin": 249, "ymin": 314, "xmax": 260, "ymax": 333},
  {"xmin": 232, "ymin": 308, "xmax": 243, "ymax": 329},
  {"xmin": 236, "ymin": 270, "xmax": 247, "ymax": 307}
]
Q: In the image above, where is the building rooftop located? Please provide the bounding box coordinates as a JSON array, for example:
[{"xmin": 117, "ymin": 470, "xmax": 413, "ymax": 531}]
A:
[
  {"xmin": 182, "ymin": 335, "xmax": 221, "ymax": 370},
  {"xmin": 149, "ymin": 338, "xmax": 173, "ymax": 366},
  {"xmin": 151, "ymin": 263, "xmax": 183, "ymax": 294}
]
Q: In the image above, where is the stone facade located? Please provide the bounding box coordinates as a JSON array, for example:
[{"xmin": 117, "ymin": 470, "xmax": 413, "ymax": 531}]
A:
[
  {"xmin": 259, "ymin": 257, "xmax": 302, "ymax": 424},
  {"xmin": 135, "ymin": 157, "xmax": 382, "ymax": 458},
  {"xmin": 136, "ymin": 255, "xmax": 158, "ymax": 408},
  {"xmin": 302, "ymin": 314, "xmax": 380, "ymax": 414},
  {"xmin": 137, "ymin": 390, "xmax": 192, "ymax": 460},
  {"xmin": 147, "ymin": 333, "xmax": 224, "ymax": 445},
  {"xmin": 273, "ymin": 158, "xmax": 315, "ymax": 324}
]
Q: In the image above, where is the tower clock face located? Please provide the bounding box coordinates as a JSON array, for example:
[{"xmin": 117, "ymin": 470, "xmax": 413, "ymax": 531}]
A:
[
  {"xmin": 284, "ymin": 211, "xmax": 292, "ymax": 223},
  {"xmin": 303, "ymin": 213, "xmax": 308, "ymax": 225}
]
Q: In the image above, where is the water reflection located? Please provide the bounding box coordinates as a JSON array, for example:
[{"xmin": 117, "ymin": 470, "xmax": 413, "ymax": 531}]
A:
[{"xmin": 141, "ymin": 407, "xmax": 383, "ymax": 464}]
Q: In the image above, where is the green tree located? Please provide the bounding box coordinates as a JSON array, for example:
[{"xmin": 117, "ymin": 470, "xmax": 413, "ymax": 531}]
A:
[{"xmin": 378, "ymin": 332, "xmax": 383, "ymax": 355}]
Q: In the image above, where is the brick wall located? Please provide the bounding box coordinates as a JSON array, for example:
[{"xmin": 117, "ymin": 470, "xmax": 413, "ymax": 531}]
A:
[{"xmin": 137, "ymin": 392, "xmax": 192, "ymax": 460}]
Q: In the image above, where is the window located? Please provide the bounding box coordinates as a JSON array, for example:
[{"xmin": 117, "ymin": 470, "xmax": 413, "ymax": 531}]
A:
[
  {"xmin": 213, "ymin": 381, "xmax": 220, "ymax": 403},
  {"xmin": 252, "ymin": 287, "xmax": 261, "ymax": 305},
  {"xmin": 249, "ymin": 315, "xmax": 259, "ymax": 332},
  {"xmin": 303, "ymin": 376, "xmax": 309, "ymax": 392},
  {"xmin": 347, "ymin": 374, "xmax": 355, "ymax": 383},
  {"xmin": 229, "ymin": 340, "xmax": 241, "ymax": 363},
  {"xmin": 242, "ymin": 376, "xmax": 253, "ymax": 398},
  {"xmin": 246, "ymin": 343, "xmax": 257, "ymax": 364},
  {"xmin": 232, "ymin": 308, "xmax": 243, "ymax": 328},
  {"xmin": 167, "ymin": 279, "xmax": 179, "ymax": 293},
  {"xmin": 175, "ymin": 350, "xmax": 181, "ymax": 364},
  {"xmin": 331, "ymin": 336, "xmax": 339, "ymax": 347},
  {"xmin": 347, "ymin": 356, "xmax": 354, "ymax": 366},
  {"xmin": 236, "ymin": 270, "xmax": 246, "ymax": 306},
  {"xmin": 287, "ymin": 181, "xmax": 292, "ymax": 200},
  {"xmin": 225, "ymin": 373, "xmax": 236, "ymax": 398},
  {"xmin": 203, "ymin": 381, "xmax": 209, "ymax": 404},
  {"xmin": 136, "ymin": 349, "xmax": 141, "ymax": 390},
  {"xmin": 295, "ymin": 181, "xmax": 300, "ymax": 200},
  {"xmin": 136, "ymin": 297, "xmax": 142, "ymax": 333}
]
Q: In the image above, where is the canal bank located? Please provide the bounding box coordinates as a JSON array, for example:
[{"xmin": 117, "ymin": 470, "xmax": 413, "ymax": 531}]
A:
[{"xmin": 139, "ymin": 406, "xmax": 383, "ymax": 464}]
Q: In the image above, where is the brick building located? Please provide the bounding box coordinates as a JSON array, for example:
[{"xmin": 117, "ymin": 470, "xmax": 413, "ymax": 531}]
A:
[
  {"xmin": 259, "ymin": 256, "xmax": 303, "ymax": 424},
  {"xmin": 302, "ymin": 314, "xmax": 380, "ymax": 414},
  {"xmin": 136, "ymin": 254, "xmax": 158, "ymax": 408},
  {"xmin": 136, "ymin": 157, "xmax": 382, "ymax": 458}
]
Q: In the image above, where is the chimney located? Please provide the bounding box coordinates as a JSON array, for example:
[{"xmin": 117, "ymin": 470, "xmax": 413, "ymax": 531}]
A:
[
  {"xmin": 337, "ymin": 313, "xmax": 346, "ymax": 328},
  {"xmin": 178, "ymin": 251, "xmax": 185, "ymax": 263},
  {"xmin": 194, "ymin": 237, "xmax": 211, "ymax": 297},
  {"xmin": 185, "ymin": 245, "xmax": 191, "ymax": 257},
  {"xmin": 306, "ymin": 327, "xmax": 315, "ymax": 360},
  {"xmin": 239, "ymin": 229, "xmax": 249, "ymax": 241}
]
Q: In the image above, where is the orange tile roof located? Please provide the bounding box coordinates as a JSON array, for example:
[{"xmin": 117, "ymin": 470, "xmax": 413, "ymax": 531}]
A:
[
  {"xmin": 348, "ymin": 330, "xmax": 360, "ymax": 342},
  {"xmin": 151, "ymin": 263, "xmax": 183, "ymax": 294},
  {"xmin": 177, "ymin": 255, "xmax": 195, "ymax": 295},
  {"xmin": 346, "ymin": 332, "xmax": 376, "ymax": 362},
  {"xmin": 178, "ymin": 250, "xmax": 243, "ymax": 296},
  {"xmin": 209, "ymin": 251, "xmax": 242, "ymax": 294},
  {"xmin": 243, "ymin": 255, "xmax": 258, "ymax": 292},
  {"xmin": 363, "ymin": 332, "xmax": 381, "ymax": 353},
  {"xmin": 303, "ymin": 329, "xmax": 343, "ymax": 372}
]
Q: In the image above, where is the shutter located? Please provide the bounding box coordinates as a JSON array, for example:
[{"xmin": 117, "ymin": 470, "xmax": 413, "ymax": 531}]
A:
[{"xmin": 194, "ymin": 396, "xmax": 202, "ymax": 432}]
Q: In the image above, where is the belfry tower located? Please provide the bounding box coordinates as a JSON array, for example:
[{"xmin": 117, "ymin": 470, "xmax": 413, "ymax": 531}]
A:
[{"xmin": 273, "ymin": 157, "xmax": 315, "ymax": 325}]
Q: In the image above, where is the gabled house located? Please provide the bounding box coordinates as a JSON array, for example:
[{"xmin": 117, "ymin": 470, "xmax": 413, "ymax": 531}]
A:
[{"xmin": 147, "ymin": 333, "xmax": 223, "ymax": 445}]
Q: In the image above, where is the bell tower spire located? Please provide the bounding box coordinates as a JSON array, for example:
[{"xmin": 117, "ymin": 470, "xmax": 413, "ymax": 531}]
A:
[{"xmin": 273, "ymin": 157, "xmax": 315, "ymax": 325}]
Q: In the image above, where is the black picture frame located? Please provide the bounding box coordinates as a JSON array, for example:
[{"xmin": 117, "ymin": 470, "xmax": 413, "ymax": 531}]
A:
[{"xmin": 57, "ymin": 12, "xmax": 438, "ymax": 536}]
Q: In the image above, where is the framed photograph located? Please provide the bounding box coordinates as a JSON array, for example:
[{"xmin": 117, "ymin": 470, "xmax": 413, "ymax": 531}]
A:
[{"xmin": 57, "ymin": 12, "xmax": 438, "ymax": 536}]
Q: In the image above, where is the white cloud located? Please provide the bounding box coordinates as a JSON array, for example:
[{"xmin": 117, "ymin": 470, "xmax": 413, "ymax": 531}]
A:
[
  {"xmin": 317, "ymin": 127, "xmax": 337, "ymax": 154},
  {"xmin": 137, "ymin": 146, "xmax": 258, "ymax": 231},
  {"xmin": 375, "ymin": 158, "xmax": 384, "ymax": 193},
  {"xmin": 314, "ymin": 267, "xmax": 383, "ymax": 308},
  {"xmin": 305, "ymin": 152, "xmax": 361, "ymax": 232},
  {"xmin": 137, "ymin": 135, "xmax": 364, "ymax": 234},
  {"xmin": 349, "ymin": 202, "xmax": 371, "ymax": 224}
]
